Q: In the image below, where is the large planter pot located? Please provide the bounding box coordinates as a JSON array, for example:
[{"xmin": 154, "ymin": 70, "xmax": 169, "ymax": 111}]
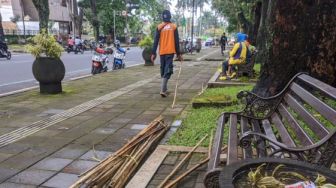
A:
[
  {"xmin": 32, "ymin": 57, "xmax": 65, "ymax": 94},
  {"xmin": 142, "ymin": 47, "xmax": 153, "ymax": 66},
  {"xmin": 211, "ymin": 158, "xmax": 336, "ymax": 188}
]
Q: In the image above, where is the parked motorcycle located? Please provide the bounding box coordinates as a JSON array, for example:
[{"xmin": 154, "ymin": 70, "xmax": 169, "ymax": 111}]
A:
[
  {"xmin": 186, "ymin": 42, "xmax": 195, "ymax": 54},
  {"xmin": 67, "ymin": 44, "xmax": 84, "ymax": 54},
  {"xmin": 0, "ymin": 41, "xmax": 11, "ymax": 60},
  {"xmin": 91, "ymin": 50, "xmax": 109, "ymax": 75},
  {"xmin": 112, "ymin": 47, "xmax": 126, "ymax": 70}
]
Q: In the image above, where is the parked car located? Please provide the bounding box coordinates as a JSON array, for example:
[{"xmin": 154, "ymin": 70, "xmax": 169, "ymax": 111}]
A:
[{"xmin": 205, "ymin": 38, "xmax": 215, "ymax": 46}]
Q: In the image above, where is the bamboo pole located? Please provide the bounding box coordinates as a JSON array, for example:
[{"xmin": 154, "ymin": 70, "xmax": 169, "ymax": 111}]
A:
[
  {"xmin": 158, "ymin": 134, "xmax": 208, "ymax": 188},
  {"xmin": 172, "ymin": 61, "xmax": 183, "ymax": 109},
  {"xmin": 70, "ymin": 117, "xmax": 169, "ymax": 188},
  {"xmin": 78, "ymin": 117, "xmax": 165, "ymax": 178},
  {"xmin": 164, "ymin": 157, "xmax": 210, "ymax": 188},
  {"xmin": 209, "ymin": 131, "xmax": 213, "ymax": 157},
  {"xmin": 164, "ymin": 145, "xmax": 228, "ymax": 188}
]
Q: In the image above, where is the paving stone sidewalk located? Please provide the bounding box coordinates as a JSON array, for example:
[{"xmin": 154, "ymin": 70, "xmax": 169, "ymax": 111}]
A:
[
  {"xmin": 147, "ymin": 151, "xmax": 207, "ymax": 188},
  {"xmin": 0, "ymin": 48, "xmax": 220, "ymax": 187}
]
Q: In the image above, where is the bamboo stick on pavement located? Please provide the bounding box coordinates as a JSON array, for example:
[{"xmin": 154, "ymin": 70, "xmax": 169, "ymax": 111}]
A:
[
  {"xmin": 164, "ymin": 145, "xmax": 228, "ymax": 188},
  {"xmin": 158, "ymin": 134, "xmax": 208, "ymax": 188}
]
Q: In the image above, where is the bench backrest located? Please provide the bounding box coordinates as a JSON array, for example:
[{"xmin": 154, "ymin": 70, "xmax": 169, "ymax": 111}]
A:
[
  {"xmin": 268, "ymin": 73, "xmax": 336, "ymax": 166},
  {"xmin": 275, "ymin": 74, "xmax": 336, "ymax": 145}
]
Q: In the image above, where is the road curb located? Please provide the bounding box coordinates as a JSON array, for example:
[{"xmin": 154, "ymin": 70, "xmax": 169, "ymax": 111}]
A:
[
  {"xmin": 0, "ymin": 63, "xmax": 144, "ymax": 98},
  {"xmin": 0, "ymin": 86, "xmax": 39, "ymax": 98}
]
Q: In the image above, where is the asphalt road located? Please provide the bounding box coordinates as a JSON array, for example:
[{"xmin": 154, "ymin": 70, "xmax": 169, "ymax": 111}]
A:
[{"xmin": 0, "ymin": 47, "xmax": 144, "ymax": 94}]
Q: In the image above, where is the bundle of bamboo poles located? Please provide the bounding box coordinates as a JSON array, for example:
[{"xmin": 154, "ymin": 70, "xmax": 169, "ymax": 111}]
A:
[{"xmin": 70, "ymin": 116, "xmax": 169, "ymax": 188}]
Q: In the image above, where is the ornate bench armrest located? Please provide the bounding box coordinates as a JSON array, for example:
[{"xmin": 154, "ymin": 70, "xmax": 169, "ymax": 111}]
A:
[
  {"xmin": 239, "ymin": 131, "xmax": 288, "ymax": 149},
  {"xmin": 236, "ymin": 91, "xmax": 282, "ymax": 119},
  {"xmin": 239, "ymin": 130, "xmax": 336, "ymax": 168}
]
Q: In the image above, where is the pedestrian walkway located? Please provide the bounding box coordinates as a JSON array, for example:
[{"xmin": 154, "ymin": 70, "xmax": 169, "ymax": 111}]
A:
[{"xmin": 0, "ymin": 48, "xmax": 220, "ymax": 187}]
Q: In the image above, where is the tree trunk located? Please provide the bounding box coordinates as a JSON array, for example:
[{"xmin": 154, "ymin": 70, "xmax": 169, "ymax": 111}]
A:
[
  {"xmin": 254, "ymin": 0, "xmax": 269, "ymax": 71},
  {"xmin": 250, "ymin": 1, "xmax": 262, "ymax": 45},
  {"xmin": 237, "ymin": 11, "xmax": 251, "ymax": 34},
  {"xmin": 254, "ymin": 0, "xmax": 336, "ymax": 96},
  {"xmin": 32, "ymin": 0, "xmax": 50, "ymax": 32},
  {"xmin": 90, "ymin": 0, "xmax": 99, "ymax": 41},
  {"xmin": 0, "ymin": 13, "xmax": 4, "ymax": 41}
]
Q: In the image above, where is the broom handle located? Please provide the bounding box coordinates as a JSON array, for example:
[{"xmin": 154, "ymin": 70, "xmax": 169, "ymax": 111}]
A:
[{"xmin": 172, "ymin": 60, "xmax": 182, "ymax": 109}]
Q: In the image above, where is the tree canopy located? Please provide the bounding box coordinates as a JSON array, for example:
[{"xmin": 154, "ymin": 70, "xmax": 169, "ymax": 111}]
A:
[{"xmin": 78, "ymin": 0, "xmax": 164, "ymax": 39}]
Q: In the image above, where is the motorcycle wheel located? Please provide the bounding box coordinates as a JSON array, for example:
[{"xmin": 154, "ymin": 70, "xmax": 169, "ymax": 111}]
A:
[
  {"xmin": 67, "ymin": 49, "xmax": 70, "ymax": 53},
  {"xmin": 81, "ymin": 48, "xmax": 84, "ymax": 54},
  {"xmin": 122, "ymin": 64, "xmax": 125, "ymax": 69},
  {"xmin": 92, "ymin": 67, "xmax": 100, "ymax": 75},
  {"xmin": 6, "ymin": 52, "xmax": 11, "ymax": 60}
]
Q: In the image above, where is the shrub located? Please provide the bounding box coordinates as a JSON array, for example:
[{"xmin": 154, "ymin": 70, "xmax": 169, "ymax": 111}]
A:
[
  {"xmin": 138, "ymin": 36, "xmax": 153, "ymax": 49},
  {"xmin": 26, "ymin": 30, "xmax": 63, "ymax": 59}
]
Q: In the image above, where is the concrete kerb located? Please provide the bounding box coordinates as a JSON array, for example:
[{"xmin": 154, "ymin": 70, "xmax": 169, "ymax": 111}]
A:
[
  {"xmin": 0, "ymin": 47, "xmax": 217, "ymax": 98},
  {"xmin": 0, "ymin": 63, "xmax": 144, "ymax": 98}
]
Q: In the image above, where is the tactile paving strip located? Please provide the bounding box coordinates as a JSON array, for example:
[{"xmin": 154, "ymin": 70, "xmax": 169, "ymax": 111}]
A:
[{"xmin": 0, "ymin": 77, "xmax": 157, "ymax": 148}]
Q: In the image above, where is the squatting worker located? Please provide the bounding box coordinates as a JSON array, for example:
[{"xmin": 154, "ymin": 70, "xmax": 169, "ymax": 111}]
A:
[{"xmin": 151, "ymin": 10, "xmax": 183, "ymax": 98}]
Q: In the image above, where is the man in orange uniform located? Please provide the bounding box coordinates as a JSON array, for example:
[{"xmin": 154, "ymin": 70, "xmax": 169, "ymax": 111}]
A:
[{"xmin": 151, "ymin": 10, "xmax": 183, "ymax": 97}]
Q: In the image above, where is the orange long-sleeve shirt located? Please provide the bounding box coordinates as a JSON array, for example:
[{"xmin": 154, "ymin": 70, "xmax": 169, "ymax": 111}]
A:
[{"xmin": 152, "ymin": 22, "xmax": 180, "ymax": 56}]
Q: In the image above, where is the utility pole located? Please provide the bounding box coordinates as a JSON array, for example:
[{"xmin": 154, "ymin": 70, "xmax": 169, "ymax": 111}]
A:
[
  {"xmin": 191, "ymin": 0, "xmax": 195, "ymax": 53},
  {"xmin": 71, "ymin": 0, "xmax": 76, "ymax": 39},
  {"xmin": 19, "ymin": 0, "xmax": 26, "ymax": 40}
]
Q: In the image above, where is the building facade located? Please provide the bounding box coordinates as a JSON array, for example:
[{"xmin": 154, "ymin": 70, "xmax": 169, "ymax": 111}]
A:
[{"xmin": 0, "ymin": 0, "xmax": 71, "ymax": 34}]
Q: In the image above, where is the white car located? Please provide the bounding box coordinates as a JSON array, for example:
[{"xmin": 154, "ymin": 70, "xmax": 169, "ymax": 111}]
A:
[{"xmin": 205, "ymin": 38, "xmax": 214, "ymax": 46}]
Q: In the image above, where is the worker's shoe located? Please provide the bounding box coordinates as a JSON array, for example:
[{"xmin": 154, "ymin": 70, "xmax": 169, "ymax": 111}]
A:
[
  {"xmin": 160, "ymin": 91, "xmax": 169, "ymax": 98},
  {"xmin": 229, "ymin": 72, "xmax": 237, "ymax": 79}
]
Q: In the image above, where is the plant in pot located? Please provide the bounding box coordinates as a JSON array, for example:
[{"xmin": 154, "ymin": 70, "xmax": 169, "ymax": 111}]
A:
[
  {"xmin": 26, "ymin": 30, "xmax": 65, "ymax": 94},
  {"xmin": 138, "ymin": 36, "xmax": 154, "ymax": 66}
]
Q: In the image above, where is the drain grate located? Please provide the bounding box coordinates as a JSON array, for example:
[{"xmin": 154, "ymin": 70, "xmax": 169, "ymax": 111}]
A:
[{"xmin": 0, "ymin": 77, "xmax": 157, "ymax": 148}]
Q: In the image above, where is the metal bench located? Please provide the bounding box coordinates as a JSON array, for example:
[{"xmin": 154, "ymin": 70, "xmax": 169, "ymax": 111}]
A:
[
  {"xmin": 204, "ymin": 73, "xmax": 336, "ymax": 187},
  {"xmin": 236, "ymin": 54, "xmax": 256, "ymax": 77}
]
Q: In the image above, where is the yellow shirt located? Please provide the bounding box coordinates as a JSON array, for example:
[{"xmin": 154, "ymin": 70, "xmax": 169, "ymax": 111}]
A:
[{"xmin": 229, "ymin": 42, "xmax": 247, "ymax": 65}]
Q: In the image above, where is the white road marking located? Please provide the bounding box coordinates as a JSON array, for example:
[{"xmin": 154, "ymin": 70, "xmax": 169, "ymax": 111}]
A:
[{"xmin": 0, "ymin": 79, "xmax": 36, "ymax": 87}]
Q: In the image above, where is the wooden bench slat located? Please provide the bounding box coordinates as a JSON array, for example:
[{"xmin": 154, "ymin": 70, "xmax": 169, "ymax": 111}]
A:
[
  {"xmin": 227, "ymin": 114, "xmax": 238, "ymax": 165},
  {"xmin": 278, "ymin": 103, "xmax": 314, "ymax": 146},
  {"xmin": 208, "ymin": 114, "xmax": 225, "ymax": 170},
  {"xmin": 291, "ymin": 82, "xmax": 336, "ymax": 125},
  {"xmin": 298, "ymin": 74, "xmax": 336, "ymax": 100},
  {"xmin": 241, "ymin": 117, "xmax": 253, "ymax": 159},
  {"xmin": 271, "ymin": 113, "xmax": 296, "ymax": 147},
  {"xmin": 262, "ymin": 119, "xmax": 279, "ymax": 151},
  {"xmin": 251, "ymin": 119, "xmax": 267, "ymax": 157},
  {"xmin": 284, "ymin": 93, "xmax": 329, "ymax": 138}
]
